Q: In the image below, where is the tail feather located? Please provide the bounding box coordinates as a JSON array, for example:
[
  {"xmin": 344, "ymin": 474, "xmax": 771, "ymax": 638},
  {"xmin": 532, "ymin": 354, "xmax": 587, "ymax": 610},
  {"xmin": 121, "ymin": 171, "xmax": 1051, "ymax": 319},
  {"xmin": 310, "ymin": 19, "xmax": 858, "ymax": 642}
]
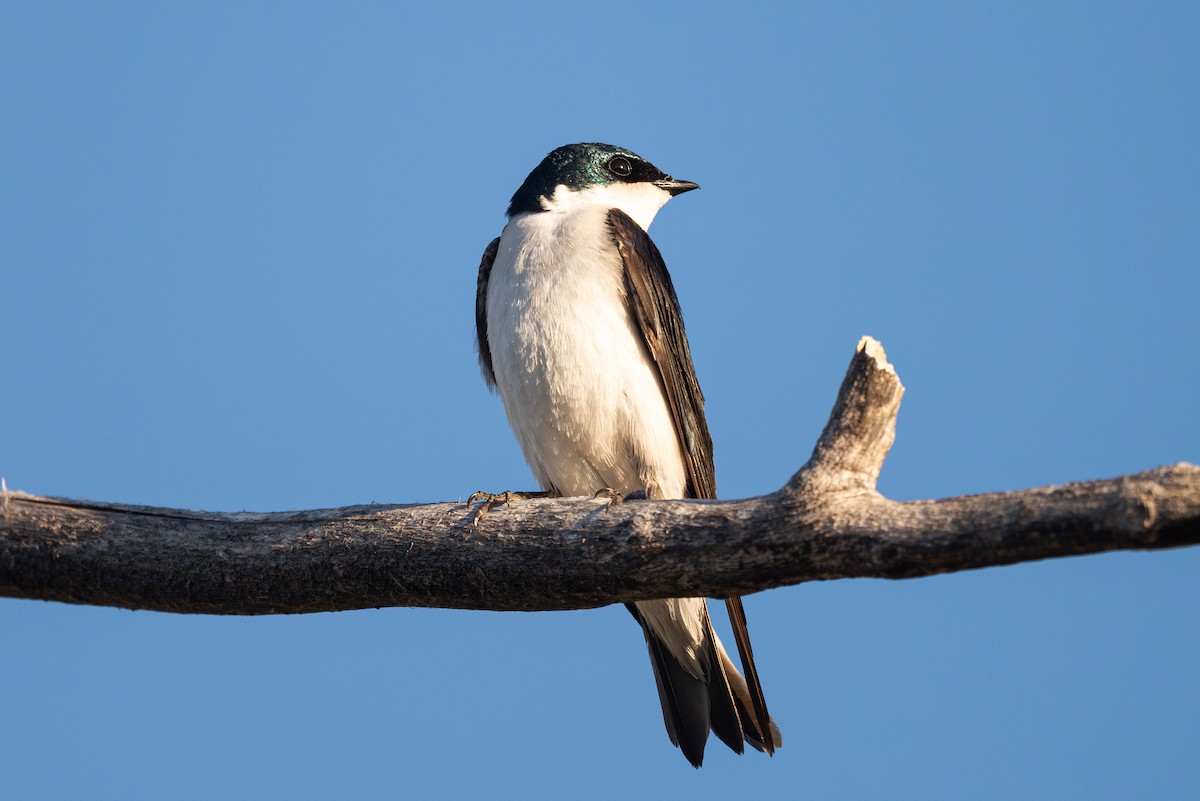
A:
[
  {"xmin": 717, "ymin": 646, "xmax": 783, "ymax": 752},
  {"xmin": 704, "ymin": 619, "xmax": 747, "ymax": 756},
  {"xmin": 644, "ymin": 631, "xmax": 709, "ymax": 767},
  {"xmin": 631, "ymin": 602, "xmax": 710, "ymax": 767},
  {"xmin": 725, "ymin": 596, "xmax": 779, "ymax": 754},
  {"xmin": 628, "ymin": 601, "xmax": 781, "ymax": 766}
]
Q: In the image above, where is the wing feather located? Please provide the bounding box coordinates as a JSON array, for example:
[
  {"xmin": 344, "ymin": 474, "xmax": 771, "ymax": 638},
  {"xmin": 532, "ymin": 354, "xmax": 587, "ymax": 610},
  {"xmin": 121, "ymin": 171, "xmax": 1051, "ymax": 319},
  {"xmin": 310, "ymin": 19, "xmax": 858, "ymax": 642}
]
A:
[
  {"xmin": 475, "ymin": 237, "xmax": 501, "ymax": 389},
  {"xmin": 608, "ymin": 209, "xmax": 715, "ymax": 500}
]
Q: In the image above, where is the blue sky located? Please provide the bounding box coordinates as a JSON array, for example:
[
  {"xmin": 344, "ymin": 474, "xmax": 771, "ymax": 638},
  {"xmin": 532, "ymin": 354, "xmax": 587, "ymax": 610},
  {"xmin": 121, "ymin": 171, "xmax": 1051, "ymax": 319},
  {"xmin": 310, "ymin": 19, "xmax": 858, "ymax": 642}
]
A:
[{"xmin": 2, "ymin": 2, "xmax": 1198, "ymax": 798}]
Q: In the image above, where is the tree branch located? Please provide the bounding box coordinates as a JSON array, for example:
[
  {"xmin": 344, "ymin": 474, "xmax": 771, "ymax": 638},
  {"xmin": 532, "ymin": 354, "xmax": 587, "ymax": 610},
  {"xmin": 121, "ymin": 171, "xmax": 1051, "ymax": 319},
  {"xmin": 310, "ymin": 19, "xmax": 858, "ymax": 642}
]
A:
[{"xmin": 2, "ymin": 337, "xmax": 1197, "ymax": 615}]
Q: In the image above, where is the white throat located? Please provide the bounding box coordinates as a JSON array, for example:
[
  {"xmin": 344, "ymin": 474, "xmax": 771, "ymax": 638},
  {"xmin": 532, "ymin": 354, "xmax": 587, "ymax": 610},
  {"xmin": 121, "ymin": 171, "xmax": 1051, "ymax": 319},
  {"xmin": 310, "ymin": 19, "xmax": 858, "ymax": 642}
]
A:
[{"xmin": 540, "ymin": 182, "xmax": 672, "ymax": 231}]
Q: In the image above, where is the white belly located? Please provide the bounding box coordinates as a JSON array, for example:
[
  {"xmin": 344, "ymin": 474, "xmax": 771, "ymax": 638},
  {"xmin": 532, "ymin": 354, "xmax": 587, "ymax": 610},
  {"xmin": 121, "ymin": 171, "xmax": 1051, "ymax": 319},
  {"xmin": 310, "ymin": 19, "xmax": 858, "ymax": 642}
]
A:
[{"xmin": 485, "ymin": 207, "xmax": 687, "ymax": 500}]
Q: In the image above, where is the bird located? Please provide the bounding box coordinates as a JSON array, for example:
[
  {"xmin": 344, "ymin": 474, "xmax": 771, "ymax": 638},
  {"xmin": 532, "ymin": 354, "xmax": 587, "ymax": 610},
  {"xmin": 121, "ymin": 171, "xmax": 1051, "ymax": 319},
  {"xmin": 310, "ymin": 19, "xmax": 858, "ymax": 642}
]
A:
[{"xmin": 475, "ymin": 142, "xmax": 781, "ymax": 767}]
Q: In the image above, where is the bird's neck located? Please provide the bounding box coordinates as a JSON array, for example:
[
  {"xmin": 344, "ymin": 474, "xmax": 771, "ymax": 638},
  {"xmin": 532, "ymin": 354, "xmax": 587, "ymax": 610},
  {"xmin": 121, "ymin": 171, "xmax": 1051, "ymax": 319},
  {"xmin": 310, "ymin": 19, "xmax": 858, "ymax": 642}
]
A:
[{"xmin": 537, "ymin": 182, "xmax": 671, "ymax": 231}]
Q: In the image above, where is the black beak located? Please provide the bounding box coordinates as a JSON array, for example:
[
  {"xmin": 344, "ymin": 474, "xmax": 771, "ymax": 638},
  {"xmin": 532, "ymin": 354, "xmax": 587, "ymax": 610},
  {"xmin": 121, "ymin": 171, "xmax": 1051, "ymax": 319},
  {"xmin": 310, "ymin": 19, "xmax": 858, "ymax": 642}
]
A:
[{"xmin": 653, "ymin": 177, "xmax": 700, "ymax": 196}]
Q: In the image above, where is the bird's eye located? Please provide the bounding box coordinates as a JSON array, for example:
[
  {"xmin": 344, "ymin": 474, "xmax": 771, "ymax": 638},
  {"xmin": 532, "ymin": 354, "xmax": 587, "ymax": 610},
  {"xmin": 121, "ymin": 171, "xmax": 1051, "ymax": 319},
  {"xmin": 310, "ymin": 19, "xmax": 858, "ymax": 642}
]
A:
[{"xmin": 607, "ymin": 156, "xmax": 633, "ymax": 177}]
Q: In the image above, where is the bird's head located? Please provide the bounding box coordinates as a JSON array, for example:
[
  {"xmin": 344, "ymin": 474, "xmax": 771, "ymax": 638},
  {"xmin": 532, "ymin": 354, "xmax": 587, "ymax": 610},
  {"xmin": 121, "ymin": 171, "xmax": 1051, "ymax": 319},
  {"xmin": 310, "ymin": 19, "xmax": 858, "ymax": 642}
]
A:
[{"xmin": 507, "ymin": 142, "xmax": 698, "ymax": 230}]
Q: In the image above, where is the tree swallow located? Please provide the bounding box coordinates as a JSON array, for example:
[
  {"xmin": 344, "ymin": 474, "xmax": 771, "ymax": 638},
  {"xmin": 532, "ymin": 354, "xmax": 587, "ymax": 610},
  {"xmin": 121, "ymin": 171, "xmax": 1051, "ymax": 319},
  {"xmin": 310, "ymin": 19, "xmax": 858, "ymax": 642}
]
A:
[{"xmin": 476, "ymin": 142, "xmax": 781, "ymax": 767}]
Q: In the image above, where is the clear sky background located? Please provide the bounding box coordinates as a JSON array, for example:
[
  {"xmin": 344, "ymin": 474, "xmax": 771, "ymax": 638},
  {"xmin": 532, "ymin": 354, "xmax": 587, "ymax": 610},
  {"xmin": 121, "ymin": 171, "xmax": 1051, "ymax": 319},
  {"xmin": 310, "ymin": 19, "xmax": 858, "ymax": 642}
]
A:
[{"xmin": 3, "ymin": 2, "xmax": 1198, "ymax": 799}]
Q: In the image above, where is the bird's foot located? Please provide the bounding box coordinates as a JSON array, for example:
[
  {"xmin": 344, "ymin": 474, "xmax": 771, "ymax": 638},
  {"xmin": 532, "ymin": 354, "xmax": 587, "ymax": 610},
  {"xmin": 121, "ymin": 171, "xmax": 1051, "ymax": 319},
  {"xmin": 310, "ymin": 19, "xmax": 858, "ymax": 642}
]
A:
[
  {"xmin": 467, "ymin": 490, "xmax": 549, "ymax": 529},
  {"xmin": 593, "ymin": 487, "xmax": 648, "ymax": 511}
]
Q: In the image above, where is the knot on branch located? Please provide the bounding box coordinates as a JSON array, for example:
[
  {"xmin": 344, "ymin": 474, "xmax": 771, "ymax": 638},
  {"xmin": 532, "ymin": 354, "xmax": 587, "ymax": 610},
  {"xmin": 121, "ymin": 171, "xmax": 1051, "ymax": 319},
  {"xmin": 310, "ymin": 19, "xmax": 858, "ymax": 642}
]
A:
[{"xmin": 1113, "ymin": 464, "xmax": 1200, "ymax": 546}]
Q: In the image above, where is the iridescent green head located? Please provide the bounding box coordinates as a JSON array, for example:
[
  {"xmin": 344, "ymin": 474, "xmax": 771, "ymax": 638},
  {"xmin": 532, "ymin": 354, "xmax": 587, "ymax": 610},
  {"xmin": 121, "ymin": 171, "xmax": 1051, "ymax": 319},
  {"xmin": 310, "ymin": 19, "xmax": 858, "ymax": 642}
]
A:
[{"xmin": 507, "ymin": 143, "xmax": 698, "ymax": 217}]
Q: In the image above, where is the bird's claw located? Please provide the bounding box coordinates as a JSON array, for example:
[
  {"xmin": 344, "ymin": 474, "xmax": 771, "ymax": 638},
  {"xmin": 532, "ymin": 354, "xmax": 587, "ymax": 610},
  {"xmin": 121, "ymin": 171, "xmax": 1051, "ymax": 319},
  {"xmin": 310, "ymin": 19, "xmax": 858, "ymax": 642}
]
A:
[
  {"xmin": 593, "ymin": 487, "xmax": 648, "ymax": 511},
  {"xmin": 467, "ymin": 490, "xmax": 549, "ymax": 529}
]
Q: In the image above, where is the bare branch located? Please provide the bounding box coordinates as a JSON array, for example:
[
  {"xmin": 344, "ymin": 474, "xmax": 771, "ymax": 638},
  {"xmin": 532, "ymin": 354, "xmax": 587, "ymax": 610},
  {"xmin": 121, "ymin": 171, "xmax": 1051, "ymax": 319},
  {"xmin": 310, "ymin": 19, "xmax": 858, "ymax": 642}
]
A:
[{"xmin": 2, "ymin": 337, "xmax": 1197, "ymax": 615}]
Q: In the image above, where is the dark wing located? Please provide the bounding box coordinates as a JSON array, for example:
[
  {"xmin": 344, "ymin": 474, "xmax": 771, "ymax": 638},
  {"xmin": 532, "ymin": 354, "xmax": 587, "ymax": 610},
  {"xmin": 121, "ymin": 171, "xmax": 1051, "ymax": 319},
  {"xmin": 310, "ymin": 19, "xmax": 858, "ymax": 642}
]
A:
[
  {"xmin": 475, "ymin": 237, "xmax": 501, "ymax": 389},
  {"xmin": 610, "ymin": 209, "xmax": 778, "ymax": 756},
  {"xmin": 608, "ymin": 209, "xmax": 715, "ymax": 500}
]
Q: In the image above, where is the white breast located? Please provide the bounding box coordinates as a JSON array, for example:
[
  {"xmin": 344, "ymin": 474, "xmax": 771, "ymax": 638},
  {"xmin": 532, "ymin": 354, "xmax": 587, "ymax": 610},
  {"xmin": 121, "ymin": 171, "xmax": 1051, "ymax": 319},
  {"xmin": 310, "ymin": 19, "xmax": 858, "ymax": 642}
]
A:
[{"xmin": 485, "ymin": 205, "xmax": 687, "ymax": 500}]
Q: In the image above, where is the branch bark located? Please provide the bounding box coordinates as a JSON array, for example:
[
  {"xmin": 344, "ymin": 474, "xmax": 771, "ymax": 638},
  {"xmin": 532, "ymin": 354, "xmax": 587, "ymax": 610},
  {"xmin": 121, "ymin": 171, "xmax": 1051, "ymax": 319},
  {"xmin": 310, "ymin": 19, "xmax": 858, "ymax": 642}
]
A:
[{"xmin": 2, "ymin": 337, "xmax": 1197, "ymax": 615}]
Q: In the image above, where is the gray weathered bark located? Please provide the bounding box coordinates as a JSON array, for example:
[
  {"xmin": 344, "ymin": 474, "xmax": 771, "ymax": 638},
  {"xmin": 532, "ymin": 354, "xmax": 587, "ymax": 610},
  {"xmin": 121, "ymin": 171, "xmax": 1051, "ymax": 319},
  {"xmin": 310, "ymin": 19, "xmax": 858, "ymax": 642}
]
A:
[{"xmin": 2, "ymin": 337, "xmax": 1197, "ymax": 615}]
